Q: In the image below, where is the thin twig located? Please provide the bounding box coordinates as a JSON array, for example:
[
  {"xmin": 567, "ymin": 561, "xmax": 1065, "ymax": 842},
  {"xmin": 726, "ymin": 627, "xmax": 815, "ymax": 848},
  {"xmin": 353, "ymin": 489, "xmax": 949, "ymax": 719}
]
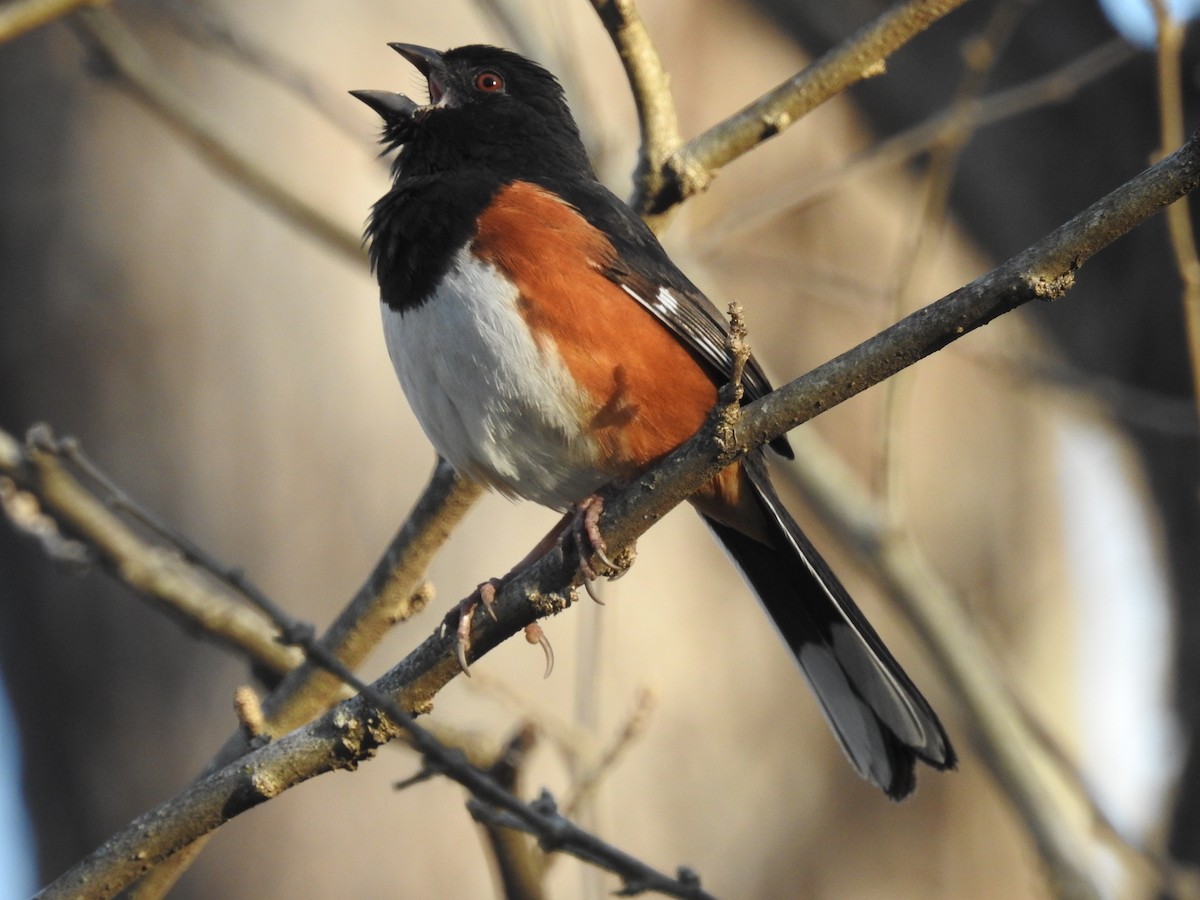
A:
[
  {"xmin": 589, "ymin": 0, "xmax": 680, "ymax": 225},
  {"xmin": 52, "ymin": 434, "xmax": 290, "ymax": 616},
  {"xmin": 475, "ymin": 725, "xmax": 546, "ymax": 900},
  {"xmin": 644, "ymin": 0, "xmax": 972, "ymax": 215},
  {"xmin": 152, "ymin": 1, "xmax": 367, "ymax": 139},
  {"xmin": 244, "ymin": 461, "xmax": 476, "ymax": 742},
  {"xmin": 725, "ymin": 129, "xmax": 1200, "ymax": 459},
  {"xmin": 0, "ymin": 441, "xmax": 470, "ymax": 896},
  {"xmin": 466, "ymin": 793, "xmax": 705, "ymax": 900},
  {"xmin": 706, "ymin": 38, "xmax": 1138, "ymax": 247},
  {"xmin": 0, "ymin": 0, "xmax": 103, "ymax": 44},
  {"xmin": 467, "ymin": 674, "xmax": 656, "ymax": 823},
  {"xmin": 71, "ymin": 7, "xmax": 364, "ymax": 265},
  {"xmin": 1149, "ymin": 0, "xmax": 1200, "ymax": 419},
  {"xmin": 878, "ymin": 0, "xmax": 1032, "ymax": 521},
  {"xmin": 38, "ymin": 581, "xmax": 716, "ymax": 900},
  {"xmin": 241, "ymin": 606, "xmax": 708, "ymax": 900},
  {"xmin": 125, "ymin": 463, "xmax": 475, "ymax": 896},
  {"xmin": 561, "ymin": 687, "xmax": 656, "ymax": 820}
]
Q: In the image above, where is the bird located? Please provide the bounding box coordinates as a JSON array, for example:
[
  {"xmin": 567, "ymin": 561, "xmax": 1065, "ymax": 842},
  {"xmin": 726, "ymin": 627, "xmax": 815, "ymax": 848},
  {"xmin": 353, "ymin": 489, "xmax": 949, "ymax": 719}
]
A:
[{"xmin": 352, "ymin": 42, "xmax": 955, "ymax": 800}]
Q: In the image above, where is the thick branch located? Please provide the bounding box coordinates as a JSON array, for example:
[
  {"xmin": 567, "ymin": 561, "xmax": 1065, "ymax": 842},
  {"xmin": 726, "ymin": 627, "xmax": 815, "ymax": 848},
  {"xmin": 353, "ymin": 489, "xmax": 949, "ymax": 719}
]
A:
[
  {"xmin": 0, "ymin": 426, "xmax": 300, "ymax": 674},
  {"xmin": 38, "ymin": 590, "xmax": 712, "ymax": 900}
]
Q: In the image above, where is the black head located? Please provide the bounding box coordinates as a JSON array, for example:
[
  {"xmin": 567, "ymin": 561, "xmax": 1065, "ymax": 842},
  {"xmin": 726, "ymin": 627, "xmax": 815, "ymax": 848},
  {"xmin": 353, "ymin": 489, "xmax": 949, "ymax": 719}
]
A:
[{"xmin": 352, "ymin": 43, "xmax": 594, "ymax": 182}]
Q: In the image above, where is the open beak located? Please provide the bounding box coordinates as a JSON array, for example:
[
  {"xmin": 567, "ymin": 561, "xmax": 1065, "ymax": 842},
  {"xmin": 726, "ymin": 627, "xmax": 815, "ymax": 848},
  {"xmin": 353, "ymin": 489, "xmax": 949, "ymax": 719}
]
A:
[
  {"xmin": 348, "ymin": 89, "xmax": 418, "ymax": 123},
  {"xmin": 388, "ymin": 43, "xmax": 449, "ymax": 106}
]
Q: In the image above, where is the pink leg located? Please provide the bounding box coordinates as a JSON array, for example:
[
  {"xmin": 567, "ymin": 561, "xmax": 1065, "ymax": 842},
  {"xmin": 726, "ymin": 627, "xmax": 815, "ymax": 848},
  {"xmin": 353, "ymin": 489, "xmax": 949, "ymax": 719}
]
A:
[
  {"xmin": 444, "ymin": 492, "xmax": 633, "ymax": 674},
  {"xmin": 443, "ymin": 577, "xmax": 502, "ymax": 675}
]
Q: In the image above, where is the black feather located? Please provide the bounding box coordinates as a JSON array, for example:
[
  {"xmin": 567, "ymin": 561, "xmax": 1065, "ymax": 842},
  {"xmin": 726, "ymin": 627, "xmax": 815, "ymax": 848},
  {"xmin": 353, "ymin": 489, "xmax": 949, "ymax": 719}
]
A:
[{"xmin": 705, "ymin": 453, "xmax": 955, "ymax": 799}]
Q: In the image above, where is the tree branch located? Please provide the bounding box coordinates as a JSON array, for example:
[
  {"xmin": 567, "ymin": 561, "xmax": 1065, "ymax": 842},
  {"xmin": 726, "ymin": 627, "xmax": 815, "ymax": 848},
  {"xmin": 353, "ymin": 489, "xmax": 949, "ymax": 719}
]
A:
[
  {"xmin": 37, "ymin": 566, "xmax": 715, "ymax": 900},
  {"xmin": 119, "ymin": 462, "xmax": 479, "ymax": 897},
  {"xmin": 709, "ymin": 37, "xmax": 1138, "ymax": 247},
  {"xmin": 0, "ymin": 424, "xmax": 302, "ymax": 675},
  {"xmin": 212, "ymin": 460, "xmax": 479, "ymax": 755},
  {"xmin": 643, "ymin": 0, "xmax": 973, "ymax": 215},
  {"xmin": 729, "ymin": 129, "xmax": 1200, "ymax": 457},
  {"xmin": 1149, "ymin": 0, "xmax": 1200, "ymax": 421},
  {"xmin": 71, "ymin": 7, "xmax": 364, "ymax": 265},
  {"xmin": 589, "ymin": 0, "xmax": 680, "ymax": 223},
  {"xmin": 0, "ymin": 0, "xmax": 103, "ymax": 45}
]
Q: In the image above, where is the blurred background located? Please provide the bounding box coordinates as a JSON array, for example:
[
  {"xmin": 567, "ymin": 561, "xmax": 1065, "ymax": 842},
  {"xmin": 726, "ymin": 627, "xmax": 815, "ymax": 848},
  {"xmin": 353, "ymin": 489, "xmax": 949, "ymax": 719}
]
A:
[{"xmin": 0, "ymin": 0, "xmax": 1195, "ymax": 896}]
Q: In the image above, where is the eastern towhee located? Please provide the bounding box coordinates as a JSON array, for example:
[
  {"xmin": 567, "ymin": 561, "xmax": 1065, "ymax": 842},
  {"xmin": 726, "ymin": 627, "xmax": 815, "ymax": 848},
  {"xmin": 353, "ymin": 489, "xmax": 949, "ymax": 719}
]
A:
[{"xmin": 353, "ymin": 43, "xmax": 955, "ymax": 799}]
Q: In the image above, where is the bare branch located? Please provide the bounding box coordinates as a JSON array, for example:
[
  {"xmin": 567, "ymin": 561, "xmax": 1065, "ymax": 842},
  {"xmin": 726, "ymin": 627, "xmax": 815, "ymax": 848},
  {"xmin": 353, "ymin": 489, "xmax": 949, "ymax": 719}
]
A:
[
  {"xmin": 71, "ymin": 8, "xmax": 364, "ymax": 265},
  {"xmin": 878, "ymin": 0, "xmax": 1032, "ymax": 518},
  {"xmin": 466, "ymin": 792, "xmax": 706, "ymax": 900},
  {"xmin": 1149, "ymin": 0, "xmax": 1200, "ymax": 420},
  {"xmin": 710, "ymin": 38, "xmax": 1138, "ymax": 247},
  {"xmin": 0, "ymin": 0, "xmax": 103, "ymax": 45},
  {"xmin": 2, "ymin": 432, "xmax": 474, "ymax": 896},
  {"xmin": 37, "ymin": 575, "xmax": 716, "ymax": 900},
  {"xmin": 237, "ymin": 461, "xmax": 477, "ymax": 743},
  {"xmin": 0, "ymin": 425, "xmax": 301, "ymax": 675},
  {"xmin": 589, "ymin": 0, "xmax": 680, "ymax": 222},
  {"xmin": 123, "ymin": 464, "xmax": 474, "ymax": 895},
  {"xmin": 473, "ymin": 725, "xmax": 545, "ymax": 900},
  {"xmin": 646, "ymin": 0, "xmax": 972, "ymax": 215},
  {"xmin": 729, "ymin": 129, "xmax": 1200, "ymax": 457}
]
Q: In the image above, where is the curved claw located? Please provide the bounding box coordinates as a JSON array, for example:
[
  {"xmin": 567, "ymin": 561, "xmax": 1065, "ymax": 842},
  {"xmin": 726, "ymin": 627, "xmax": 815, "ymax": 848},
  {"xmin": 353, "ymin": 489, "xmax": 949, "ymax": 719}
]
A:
[
  {"xmin": 579, "ymin": 494, "xmax": 615, "ymax": 572},
  {"xmin": 580, "ymin": 572, "xmax": 605, "ymax": 605},
  {"xmin": 455, "ymin": 600, "xmax": 475, "ymax": 676},
  {"xmin": 525, "ymin": 622, "xmax": 555, "ymax": 678},
  {"xmin": 478, "ymin": 579, "xmax": 500, "ymax": 621},
  {"xmin": 572, "ymin": 508, "xmax": 607, "ymax": 604},
  {"xmin": 589, "ymin": 540, "xmax": 616, "ymax": 572}
]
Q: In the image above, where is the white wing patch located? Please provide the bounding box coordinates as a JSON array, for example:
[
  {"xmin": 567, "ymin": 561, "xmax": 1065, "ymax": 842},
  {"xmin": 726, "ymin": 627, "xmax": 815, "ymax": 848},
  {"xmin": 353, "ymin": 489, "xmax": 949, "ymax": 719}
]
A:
[
  {"xmin": 617, "ymin": 279, "xmax": 773, "ymax": 400},
  {"xmin": 655, "ymin": 285, "xmax": 680, "ymax": 314}
]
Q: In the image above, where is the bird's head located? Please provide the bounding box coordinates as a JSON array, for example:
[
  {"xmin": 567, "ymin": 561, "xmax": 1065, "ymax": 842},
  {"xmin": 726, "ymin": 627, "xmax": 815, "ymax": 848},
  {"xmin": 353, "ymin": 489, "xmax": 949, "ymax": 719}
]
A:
[{"xmin": 352, "ymin": 43, "xmax": 593, "ymax": 181}]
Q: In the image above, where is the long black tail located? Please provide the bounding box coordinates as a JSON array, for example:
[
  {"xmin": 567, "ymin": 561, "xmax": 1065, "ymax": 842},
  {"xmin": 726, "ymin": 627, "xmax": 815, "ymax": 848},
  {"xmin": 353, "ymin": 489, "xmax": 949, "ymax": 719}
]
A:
[{"xmin": 703, "ymin": 454, "xmax": 955, "ymax": 800}]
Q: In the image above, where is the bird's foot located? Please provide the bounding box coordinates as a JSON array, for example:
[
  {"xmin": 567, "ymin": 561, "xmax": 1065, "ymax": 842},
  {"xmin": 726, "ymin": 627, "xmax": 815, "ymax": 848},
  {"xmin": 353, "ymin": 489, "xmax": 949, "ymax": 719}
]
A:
[
  {"xmin": 441, "ymin": 577, "xmax": 503, "ymax": 676},
  {"xmin": 569, "ymin": 491, "xmax": 636, "ymax": 603},
  {"xmin": 441, "ymin": 578, "xmax": 554, "ymax": 678}
]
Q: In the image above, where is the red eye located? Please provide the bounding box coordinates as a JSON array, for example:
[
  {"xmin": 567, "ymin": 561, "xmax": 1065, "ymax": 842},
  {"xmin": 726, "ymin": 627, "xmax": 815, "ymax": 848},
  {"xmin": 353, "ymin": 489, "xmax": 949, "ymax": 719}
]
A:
[{"xmin": 474, "ymin": 71, "xmax": 504, "ymax": 93}]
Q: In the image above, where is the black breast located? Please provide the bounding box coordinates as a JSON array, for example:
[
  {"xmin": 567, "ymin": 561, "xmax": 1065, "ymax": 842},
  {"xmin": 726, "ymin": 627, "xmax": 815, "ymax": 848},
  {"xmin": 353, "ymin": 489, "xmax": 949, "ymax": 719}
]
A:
[{"xmin": 366, "ymin": 173, "xmax": 499, "ymax": 313}]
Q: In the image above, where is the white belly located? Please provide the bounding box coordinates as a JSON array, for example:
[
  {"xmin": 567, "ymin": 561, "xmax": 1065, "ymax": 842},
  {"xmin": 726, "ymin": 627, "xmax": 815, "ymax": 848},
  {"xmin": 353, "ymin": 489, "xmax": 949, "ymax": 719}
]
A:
[{"xmin": 383, "ymin": 247, "xmax": 605, "ymax": 509}]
